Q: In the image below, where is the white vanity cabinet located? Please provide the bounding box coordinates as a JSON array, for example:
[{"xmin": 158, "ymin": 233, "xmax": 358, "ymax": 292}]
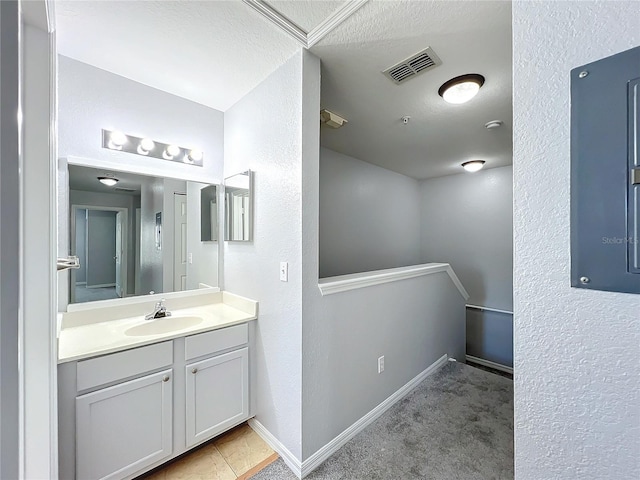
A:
[
  {"xmin": 76, "ymin": 369, "xmax": 173, "ymax": 480},
  {"xmin": 185, "ymin": 348, "xmax": 249, "ymax": 448},
  {"xmin": 58, "ymin": 322, "xmax": 254, "ymax": 480}
]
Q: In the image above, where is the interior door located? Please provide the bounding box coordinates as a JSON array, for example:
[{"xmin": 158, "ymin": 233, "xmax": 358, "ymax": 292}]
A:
[
  {"xmin": 115, "ymin": 212, "xmax": 123, "ymax": 297},
  {"xmin": 173, "ymin": 194, "xmax": 187, "ymax": 291}
]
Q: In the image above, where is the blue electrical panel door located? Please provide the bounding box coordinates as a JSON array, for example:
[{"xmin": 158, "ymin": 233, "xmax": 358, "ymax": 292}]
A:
[{"xmin": 571, "ymin": 46, "xmax": 640, "ymax": 294}]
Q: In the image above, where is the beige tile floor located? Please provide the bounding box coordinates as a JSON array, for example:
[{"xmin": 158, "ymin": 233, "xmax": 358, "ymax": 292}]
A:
[{"xmin": 140, "ymin": 423, "xmax": 278, "ymax": 480}]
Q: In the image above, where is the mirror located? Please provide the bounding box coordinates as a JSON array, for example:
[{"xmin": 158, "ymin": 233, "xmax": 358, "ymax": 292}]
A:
[
  {"xmin": 224, "ymin": 170, "xmax": 253, "ymax": 242},
  {"xmin": 67, "ymin": 164, "xmax": 219, "ymax": 304},
  {"xmin": 200, "ymin": 185, "xmax": 218, "ymax": 242}
]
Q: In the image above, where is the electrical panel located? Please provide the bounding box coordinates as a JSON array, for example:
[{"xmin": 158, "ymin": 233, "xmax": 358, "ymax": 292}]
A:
[{"xmin": 571, "ymin": 46, "xmax": 640, "ymax": 294}]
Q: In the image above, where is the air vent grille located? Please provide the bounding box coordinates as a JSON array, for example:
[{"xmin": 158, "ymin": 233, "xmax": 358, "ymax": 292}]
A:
[{"xmin": 383, "ymin": 47, "xmax": 442, "ymax": 84}]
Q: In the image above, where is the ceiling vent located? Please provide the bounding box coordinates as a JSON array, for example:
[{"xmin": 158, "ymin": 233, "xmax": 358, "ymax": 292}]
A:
[
  {"xmin": 383, "ymin": 47, "xmax": 442, "ymax": 84},
  {"xmin": 114, "ymin": 187, "xmax": 136, "ymax": 193}
]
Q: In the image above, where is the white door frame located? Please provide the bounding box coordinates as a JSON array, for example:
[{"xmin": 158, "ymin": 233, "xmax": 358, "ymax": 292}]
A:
[{"xmin": 70, "ymin": 204, "xmax": 128, "ymax": 303}]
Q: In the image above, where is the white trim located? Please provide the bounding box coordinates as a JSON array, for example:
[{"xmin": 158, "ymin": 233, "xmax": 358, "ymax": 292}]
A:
[
  {"xmin": 466, "ymin": 355, "xmax": 513, "ymax": 375},
  {"xmin": 83, "ymin": 283, "xmax": 116, "ymax": 289},
  {"xmin": 306, "ymin": 0, "xmax": 369, "ymax": 47},
  {"xmin": 466, "ymin": 304, "xmax": 513, "ymax": 316},
  {"xmin": 65, "ymin": 155, "xmax": 219, "ymax": 186},
  {"xmin": 242, "ymin": 0, "xmax": 368, "ymax": 49},
  {"xmin": 248, "ymin": 419, "xmax": 302, "ymax": 479},
  {"xmin": 318, "ymin": 263, "xmax": 469, "ymax": 299},
  {"xmin": 242, "ymin": 0, "xmax": 307, "ymax": 47},
  {"xmin": 300, "ymin": 354, "xmax": 449, "ymax": 477}
]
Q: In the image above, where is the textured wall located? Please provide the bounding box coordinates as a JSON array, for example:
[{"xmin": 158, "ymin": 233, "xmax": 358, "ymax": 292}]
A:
[
  {"xmin": 420, "ymin": 166, "xmax": 513, "ymax": 311},
  {"xmin": 513, "ymin": 1, "xmax": 640, "ymax": 478},
  {"xmin": 224, "ymin": 52, "xmax": 304, "ymax": 460},
  {"xmin": 303, "ymin": 52, "xmax": 465, "ymax": 460},
  {"xmin": 319, "ymin": 147, "xmax": 422, "ymax": 278},
  {"xmin": 58, "ymin": 55, "xmax": 224, "ymax": 182}
]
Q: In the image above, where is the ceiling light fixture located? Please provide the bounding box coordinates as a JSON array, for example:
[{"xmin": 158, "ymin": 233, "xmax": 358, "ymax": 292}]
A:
[
  {"xmin": 438, "ymin": 74, "xmax": 485, "ymax": 104},
  {"xmin": 485, "ymin": 120, "xmax": 503, "ymax": 130},
  {"xmin": 107, "ymin": 131, "xmax": 127, "ymax": 150},
  {"xmin": 98, "ymin": 176, "xmax": 119, "ymax": 186},
  {"xmin": 137, "ymin": 138, "xmax": 155, "ymax": 155},
  {"xmin": 461, "ymin": 160, "xmax": 486, "ymax": 172}
]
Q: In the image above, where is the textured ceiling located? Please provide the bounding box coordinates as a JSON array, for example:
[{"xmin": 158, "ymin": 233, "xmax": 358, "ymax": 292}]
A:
[
  {"xmin": 313, "ymin": 0, "xmax": 512, "ymax": 179},
  {"xmin": 56, "ymin": 0, "xmax": 512, "ymax": 180},
  {"xmin": 55, "ymin": 1, "xmax": 303, "ymax": 112}
]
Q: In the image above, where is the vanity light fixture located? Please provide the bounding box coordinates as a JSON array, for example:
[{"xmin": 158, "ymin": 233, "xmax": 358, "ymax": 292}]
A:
[
  {"xmin": 438, "ymin": 74, "xmax": 485, "ymax": 104},
  {"xmin": 98, "ymin": 176, "xmax": 119, "ymax": 186},
  {"xmin": 101, "ymin": 129, "xmax": 204, "ymax": 167},
  {"xmin": 137, "ymin": 138, "xmax": 155, "ymax": 155},
  {"xmin": 461, "ymin": 160, "xmax": 486, "ymax": 172}
]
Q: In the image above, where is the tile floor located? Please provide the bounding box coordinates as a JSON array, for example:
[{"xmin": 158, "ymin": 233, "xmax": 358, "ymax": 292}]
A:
[{"xmin": 139, "ymin": 423, "xmax": 278, "ymax": 480}]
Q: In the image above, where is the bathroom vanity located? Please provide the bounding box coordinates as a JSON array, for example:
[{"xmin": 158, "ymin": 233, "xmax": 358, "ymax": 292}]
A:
[{"xmin": 57, "ymin": 290, "xmax": 258, "ymax": 480}]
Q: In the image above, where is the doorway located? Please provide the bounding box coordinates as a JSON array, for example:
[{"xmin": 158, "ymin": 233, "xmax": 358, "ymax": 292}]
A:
[{"xmin": 70, "ymin": 205, "xmax": 128, "ymax": 303}]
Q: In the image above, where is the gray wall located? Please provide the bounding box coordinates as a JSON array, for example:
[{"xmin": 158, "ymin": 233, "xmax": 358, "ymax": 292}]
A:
[
  {"xmin": 140, "ymin": 178, "xmax": 164, "ymax": 295},
  {"xmin": 513, "ymin": 1, "xmax": 640, "ymax": 478},
  {"xmin": 69, "ymin": 189, "xmax": 138, "ymax": 297},
  {"xmin": 303, "ymin": 52, "xmax": 466, "ymax": 460},
  {"xmin": 420, "ymin": 166, "xmax": 513, "ymax": 366},
  {"xmin": 75, "ymin": 209, "xmax": 87, "ymax": 283},
  {"xmin": 0, "ymin": 2, "xmax": 20, "ymax": 477},
  {"xmin": 86, "ymin": 210, "xmax": 117, "ymax": 286},
  {"xmin": 319, "ymin": 147, "xmax": 422, "ymax": 278}
]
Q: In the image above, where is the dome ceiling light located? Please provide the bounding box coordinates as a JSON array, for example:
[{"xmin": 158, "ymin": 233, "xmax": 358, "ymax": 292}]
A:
[
  {"xmin": 98, "ymin": 176, "xmax": 119, "ymax": 186},
  {"xmin": 461, "ymin": 160, "xmax": 486, "ymax": 172},
  {"xmin": 438, "ymin": 74, "xmax": 485, "ymax": 104}
]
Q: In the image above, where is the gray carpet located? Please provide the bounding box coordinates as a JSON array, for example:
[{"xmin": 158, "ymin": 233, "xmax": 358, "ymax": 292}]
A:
[
  {"xmin": 251, "ymin": 362, "xmax": 513, "ymax": 480},
  {"xmin": 74, "ymin": 285, "xmax": 119, "ymax": 303}
]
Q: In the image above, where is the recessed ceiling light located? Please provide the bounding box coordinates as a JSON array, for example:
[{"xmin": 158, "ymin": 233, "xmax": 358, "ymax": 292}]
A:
[
  {"xmin": 98, "ymin": 176, "xmax": 119, "ymax": 186},
  {"xmin": 461, "ymin": 160, "xmax": 486, "ymax": 172},
  {"xmin": 438, "ymin": 74, "xmax": 485, "ymax": 104},
  {"xmin": 485, "ymin": 120, "xmax": 503, "ymax": 129}
]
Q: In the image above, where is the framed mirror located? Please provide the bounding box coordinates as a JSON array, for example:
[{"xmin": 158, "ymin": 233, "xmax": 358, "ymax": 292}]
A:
[
  {"xmin": 65, "ymin": 163, "xmax": 220, "ymax": 305},
  {"xmin": 224, "ymin": 170, "xmax": 253, "ymax": 242}
]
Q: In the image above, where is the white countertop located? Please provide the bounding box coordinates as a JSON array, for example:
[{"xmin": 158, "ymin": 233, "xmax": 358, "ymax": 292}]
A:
[{"xmin": 58, "ymin": 291, "xmax": 257, "ymax": 363}]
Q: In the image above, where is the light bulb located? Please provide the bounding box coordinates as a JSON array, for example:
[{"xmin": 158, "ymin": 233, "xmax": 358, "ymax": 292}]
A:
[
  {"xmin": 163, "ymin": 144, "xmax": 181, "ymax": 159},
  {"xmin": 108, "ymin": 131, "xmax": 127, "ymax": 150},
  {"xmin": 188, "ymin": 149, "xmax": 203, "ymax": 162},
  {"xmin": 461, "ymin": 160, "xmax": 486, "ymax": 172},
  {"xmin": 137, "ymin": 138, "xmax": 155, "ymax": 155}
]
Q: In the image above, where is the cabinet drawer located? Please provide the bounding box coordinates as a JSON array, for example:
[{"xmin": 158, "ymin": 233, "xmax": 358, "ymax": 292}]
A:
[
  {"xmin": 185, "ymin": 323, "xmax": 248, "ymax": 361},
  {"xmin": 77, "ymin": 341, "xmax": 173, "ymax": 391}
]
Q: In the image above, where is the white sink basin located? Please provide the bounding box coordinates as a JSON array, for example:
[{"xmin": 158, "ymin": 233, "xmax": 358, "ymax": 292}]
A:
[{"xmin": 125, "ymin": 316, "xmax": 204, "ymax": 337}]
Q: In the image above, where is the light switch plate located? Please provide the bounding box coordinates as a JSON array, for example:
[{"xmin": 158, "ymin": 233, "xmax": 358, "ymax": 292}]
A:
[{"xmin": 280, "ymin": 262, "xmax": 288, "ymax": 282}]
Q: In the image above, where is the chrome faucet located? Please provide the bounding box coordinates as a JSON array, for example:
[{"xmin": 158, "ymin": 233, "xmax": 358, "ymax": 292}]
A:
[{"xmin": 145, "ymin": 298, "xmax": 172, "ymax": 320}]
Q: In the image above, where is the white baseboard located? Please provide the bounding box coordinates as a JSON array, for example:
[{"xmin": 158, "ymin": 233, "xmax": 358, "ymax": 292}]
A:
[
  {"xmin": 301, "ymin": 353, "xmax": 449, "ymax": 477},
  {"xmin": 248, "ymin": 354, "xmax": 449, "ymax": 479},
  {"xmin": 248, "ymin": 418, "xmax": 303, "ymax": 479},
  {"xmin": 466, "ymin": 355, "xmax": 513, "ymax": 374}
]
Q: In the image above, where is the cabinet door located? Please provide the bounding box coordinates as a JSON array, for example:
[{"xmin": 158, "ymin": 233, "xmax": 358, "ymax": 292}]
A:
[
  {"xmin": 185, "ymin": 348, "xmax": 249, "ymax": 448},
  {"xmin": 76, "ymin": 369, "xmax": 173, "ymax": 480}
]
